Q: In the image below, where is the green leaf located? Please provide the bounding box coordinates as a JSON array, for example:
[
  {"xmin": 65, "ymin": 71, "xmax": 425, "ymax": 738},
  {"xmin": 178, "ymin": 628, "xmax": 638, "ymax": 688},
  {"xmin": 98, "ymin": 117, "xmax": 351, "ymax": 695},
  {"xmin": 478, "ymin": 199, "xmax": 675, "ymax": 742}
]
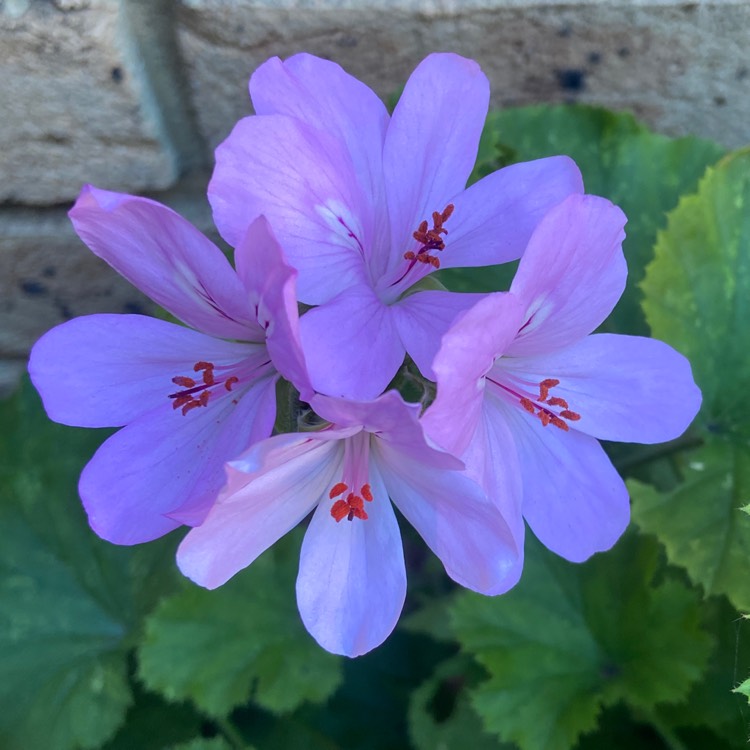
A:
[
  {"xmin": 0, "ymin": 380, "xmax": 181, "ymax": 750},
  {"xmin": 630, "ymin": 440, "xmax": 750, "ymax": 612},
  {"xmin": 733, "ymin": 677, "xmax": 750, "ymax": 703},
  {"xmin": 642, "ymin": 148, "xmax": 750, "ymax": 438},
  {"xmin": 658, "ymin": 597, "xmax": 750, "ymax": 747},
  {"xmin": 408, "ymin": 657, "xmax": 512, "ymax": 750},
  {"xmin": 168, "ymin": 739, "xmax": 234, "ymax": 750},
  {"xmin": 138, "ymin": 533, "xmax": 343, "ymax": 718},
  {"xmin": 448, "ymin": 104, "xmax": 725, "ymax": 335},
  {"xmin": 450, "ymin": 532, "xmax": 712, "ymax": 750}
]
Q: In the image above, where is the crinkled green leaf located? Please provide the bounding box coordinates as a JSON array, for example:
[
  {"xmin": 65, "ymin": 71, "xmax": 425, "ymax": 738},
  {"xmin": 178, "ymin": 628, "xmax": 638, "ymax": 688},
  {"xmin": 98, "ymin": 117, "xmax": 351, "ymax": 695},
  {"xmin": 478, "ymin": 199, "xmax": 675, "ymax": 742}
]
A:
[
  {"xmin": 630, "ymin": 440, "xmax": 750, "ymax": 613},
  {"xmin": 408, "ymin": 657, "xmax": 511, "ymax": 750},
  {"xmin": 658, "ymin": 597, "xmax": 750, "ymax": 747},
  {"xmin": 0, "ymin": 380, "xmax": 180, "ymax": 750},
  {"xmin": 138, "ymin": 533, "xmax": 342, "ymax": 718},
  {"xmin": 642, "ymin": 148, "xmax": 750, "ymax": 439},
  {"xmin": 445, "ymin": 105, "xmax": 724, "ymax": 336},
  {"xmin": 169, "ymin": 739, "xmax": 235, "ymax": 750},
  {"xmin": 450, "ymin": 533, "xmax": 712, "ymax": 750}
]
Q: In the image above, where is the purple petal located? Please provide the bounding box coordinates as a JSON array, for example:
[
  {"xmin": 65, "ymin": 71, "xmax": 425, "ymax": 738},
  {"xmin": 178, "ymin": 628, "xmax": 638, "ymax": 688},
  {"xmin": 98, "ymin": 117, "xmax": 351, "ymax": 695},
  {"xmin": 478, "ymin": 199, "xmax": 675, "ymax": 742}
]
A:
[
  {"xmin": 69, "ymin": 186, "xmax": 255, "ymax": 340},
  {"xmin": 235, "ymin": 216, "xmax": 313, "ymax": 400},
  {"xmin": 496, "ymin": 397, "xmax": 630, "ymax": 562},
  {"xmin": 422, "ymin": 292, "xmax": 525, "ymax": 456},
  {"xmin": 376, "ymin": 441, "xmax": 519, "ymax": 595},
  {"xmin": 460, "ymin": 399, "xmax": 526, "ymax": 593},
  {"xmin": 312, "ymin": 390, "xmax": 464, "ymax": 471},
  {"xmin": 383, "ymin": 54, "xmax": 489, "ymax": 277},
  {"xmin": 296, "ymin": 464, "xmax": 406, "ymax": 657},
  {"xmin": 79, "ymin": 373, "xmax": 278, "ymax": 545},
  {"xmin": 440, "ymin": 156, "xmax": 585, "ymax": 269},
  {"xmin": 391, "ymin": 290, "xmax": 486, "ymax": 380},
  {"xmin": 299, "ymin": 285, "xmax": 403, "ymax": 399},
  {"xmin": 209, "ymin": 114, "xmax": 371, "ymax": 305},
  {"xmin": 507, "ymin": 193, "xmax": 628, "ymax": 357},
  {"xmin": 249, "ymin": 54, "xmax": 390, "ymax": 278},
  {"xmin": 498, "ymin": 333, "xmax": 702, "ymax": 444},
  {"xmin": 177, "ymin": 434, "xmax": 342, "ymax": 589},
  {"xmin": 28, "ymin": 314, "xmax": 260, "ymax": 428}
]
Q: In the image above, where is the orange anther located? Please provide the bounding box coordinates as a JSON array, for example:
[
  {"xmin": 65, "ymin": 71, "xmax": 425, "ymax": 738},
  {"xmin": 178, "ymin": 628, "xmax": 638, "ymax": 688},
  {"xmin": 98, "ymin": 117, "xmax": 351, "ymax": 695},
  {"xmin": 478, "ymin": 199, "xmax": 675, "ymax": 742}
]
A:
[
  {"xmin": 181, "ymin": 399, "xmax": 202, "ymax": 416},
  {"xmin": 351, "ymin": 506, "xmax": 368, "ymax": 521},
  {"xmin": 550, "ymin": 415, "xmax": 569, "ymax": 431},
  {"xmin": 560, "ymin": 410, "xmax": 581, "ymax": 421},
  {"xmin": 331, "ymin": 500, "xmax": 350, "ymax": 522},
  {"xmin": 198, "ymin": 391, "xmax": 210, "ymax": 407},
  {"xmin": 194, "ymin": 361, "xmax": 214, "ymax": 372},
  {"xmin": 547, "ymin": 396, "xmax": 569, "ymax": 408},
  {"xmin": 225, "ymin": 376, "xmax": 239, "ymax": 391},
  {"xmin": 361, "ymin": 484, "xmax": 373, "ymax": 502},
  {"xmin": 539, "ymin": 411, "xmax": 551, "ymax": 427},
  {"xmin": 540, "ymin": 378, "xmax": 560, "ymax": 389},
  {"xmin": 171, "ymin": 394, "xmax": 192, "ymax": 410},
  {"xmin": 202, "ymin": 369, "xmax": 215, "ymax": 386},
  {"xmin": 172, "ymin": 376, "xmax": 196, "ymax": 388},
  {"xmin": 441, "ymin": 204, "xmax": 454, "ymax": 222},
  {"xmin": 404, "ymin": 251, "xmax": 416, "ymax": 261},
  {"xmin": 520, "ymin": 397, "xmax": 536, "ymax": 414},
  {"xmin": 329, "ymin": 482, "xmax": 349, "ymax": 499}
]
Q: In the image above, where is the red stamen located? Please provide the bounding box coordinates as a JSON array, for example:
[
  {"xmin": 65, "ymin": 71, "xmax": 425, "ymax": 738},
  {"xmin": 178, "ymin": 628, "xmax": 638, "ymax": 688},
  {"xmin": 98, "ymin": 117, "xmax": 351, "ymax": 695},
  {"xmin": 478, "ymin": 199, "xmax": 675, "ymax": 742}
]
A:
[
  {"xmin": 361, "ymin": 484, "xmax": 373, "ymax": 502},
  {"xmin": 329, "ymin": 482, "xmax": 348, "ymax": 499},
  {"xmin": 550, "ymin": 415, "xmax": 569, "ymax": 431},
  {"xmin": 560, "ymin": 410, "xmax": 581, "ymax": 421},
  {"xmin": 331, "ymin": 500, "xmax": 350, "ymax": 522},
  {"xmin": 405, "ymin": 203, "xmax": 454, "ymax": 269},
  {"xmin": 547, "ymin": 396, "xmax": 569, "ymax": 408},
  {"xmin": 172, "ymin": 376, "xmax": 196, "ymax": 388},
  {"xmin": 538, "ymin": 411, "xmax": 551, "ymax": 427},
  {"xmin": 520, "ymin": 397, "xmax": 536, "ymax": 414},
  {"xmin": 225, "ymin": 376, "xmax": 239, "ymax": 391},
  {"xmin": 194, "ymin": 361, "xmax": 213, "ymax": 372},
  {"xmin": 202, "ymin": 368, "xmax": 215, "ymax": 386},
  {"xmin": 198, "ymin": 391, "xmax": 210, "ymax": 407}
]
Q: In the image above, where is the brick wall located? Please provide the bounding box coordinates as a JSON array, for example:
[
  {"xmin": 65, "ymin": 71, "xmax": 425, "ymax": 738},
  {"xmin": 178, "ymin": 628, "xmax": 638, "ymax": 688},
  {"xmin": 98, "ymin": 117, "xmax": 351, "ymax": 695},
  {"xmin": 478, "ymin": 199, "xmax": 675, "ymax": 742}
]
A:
[{"xmin": 1, "ymin": 0, "xmax": 748, "ymax": 393}]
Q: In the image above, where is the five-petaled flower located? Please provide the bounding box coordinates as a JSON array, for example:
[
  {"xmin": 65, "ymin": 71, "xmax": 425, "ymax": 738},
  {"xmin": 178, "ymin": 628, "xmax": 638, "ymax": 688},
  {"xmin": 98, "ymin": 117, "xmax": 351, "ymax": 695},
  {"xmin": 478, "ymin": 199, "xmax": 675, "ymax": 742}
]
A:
[
  {"xmin": 423, "ymin": 193, "xmax": 702, "ymax": 588},
  {"xmin": 208, "ymin": 52, "xmax": 585, "ymax": 399},
  {"xmin": 177, "ymin": 391, "xmax": 518, "ymax": 657},
  {"xmin": 29, "ymin": 186, "xmax": 311, "ymax": 544}
]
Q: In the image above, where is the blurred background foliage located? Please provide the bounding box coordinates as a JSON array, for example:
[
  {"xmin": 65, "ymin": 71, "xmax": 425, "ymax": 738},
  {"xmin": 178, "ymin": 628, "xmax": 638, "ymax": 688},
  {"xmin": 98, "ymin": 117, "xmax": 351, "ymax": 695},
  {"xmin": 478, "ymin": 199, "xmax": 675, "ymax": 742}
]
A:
[{"xmin": 1, "ymin": 105, "xmax": 749, "ymax": 750}]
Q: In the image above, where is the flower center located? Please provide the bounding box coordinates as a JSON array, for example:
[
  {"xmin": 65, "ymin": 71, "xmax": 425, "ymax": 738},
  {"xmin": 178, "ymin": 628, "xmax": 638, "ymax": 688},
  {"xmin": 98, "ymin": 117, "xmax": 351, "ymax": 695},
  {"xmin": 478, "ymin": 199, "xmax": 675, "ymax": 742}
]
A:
[
  {"xmin": 403, "ymin": 203, "xmax": 454, "ymax": 270},
  {"xmin": 491, "ymin": 376, "xmax": 581, "ymax": 431},
  {"xmin": 168, "ymin": 360, "xmax": 241, "ymax": 415},
  {"xmin": 329, "ymin": 482, "xmax": 374, "ymax": 522},
  {"xmin": 519, "ymin": 378, "xmax": 581, "ymax": 430}
]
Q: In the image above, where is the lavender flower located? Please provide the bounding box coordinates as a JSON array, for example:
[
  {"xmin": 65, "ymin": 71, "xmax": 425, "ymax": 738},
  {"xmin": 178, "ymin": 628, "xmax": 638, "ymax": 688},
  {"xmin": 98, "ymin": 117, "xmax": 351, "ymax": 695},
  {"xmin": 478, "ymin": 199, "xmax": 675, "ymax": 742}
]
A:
[
  {"xmin": 29, "ymin": 187, "xmax": 311, "ymax": 544},
  {"xmin": 208, "ymin": 52, "xmax": 584, "ymax": 399}
]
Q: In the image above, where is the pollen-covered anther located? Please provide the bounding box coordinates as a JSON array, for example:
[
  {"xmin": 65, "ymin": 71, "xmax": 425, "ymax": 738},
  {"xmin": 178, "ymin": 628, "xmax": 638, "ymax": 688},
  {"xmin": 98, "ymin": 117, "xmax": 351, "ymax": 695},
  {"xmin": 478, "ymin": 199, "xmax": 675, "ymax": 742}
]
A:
[
  {"xmin": 519, "ymin": 378, "xmax": 581, "ymax": 431},
  {"xmin": 168, "ymin": 360, "xmax": 240, "ymax": 415},
  {"xmin": 330, "ymin": 483, "xmax": 372, "ymax": 522},
  {"xmin": 404, "ymin": 203, "xmax": 455, "ymax": 269}
]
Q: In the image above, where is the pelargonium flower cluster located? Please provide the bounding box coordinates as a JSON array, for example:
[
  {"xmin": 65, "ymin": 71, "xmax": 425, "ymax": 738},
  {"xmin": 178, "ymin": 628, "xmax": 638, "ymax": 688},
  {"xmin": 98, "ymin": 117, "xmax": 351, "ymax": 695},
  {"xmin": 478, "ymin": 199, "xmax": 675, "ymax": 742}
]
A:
[{"xmin": 28, "ymin": 53, "xmax": 701, "ymax": 657}]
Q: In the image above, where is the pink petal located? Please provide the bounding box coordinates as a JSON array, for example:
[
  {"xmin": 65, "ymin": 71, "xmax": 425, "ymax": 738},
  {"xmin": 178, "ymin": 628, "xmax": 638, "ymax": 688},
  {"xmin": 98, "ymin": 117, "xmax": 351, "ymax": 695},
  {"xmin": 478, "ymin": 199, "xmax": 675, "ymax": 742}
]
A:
[
  {"xmin": 498, "ymin": 333, "xmax": 702, "ymax": 444},
  {"xmin": 209, "ymin": 114, "xmax": 372, "ymax": 305},
  {"xmin": 496, "ymin": 398, "xmax": 630, "ymax": 562},
  {"xmin": 249, "ymin": 54, "xmax": 390, "ymax": 278},
  {"xmin": 177, "ymin": 434, "xmax": 343, "ymax": 589},
  {"xmin": 69, "ymin": 186, "xmax": 255, "ymax": 340},
  {"xmin": 375, "ymin": 440, "xmax": 519, "ymax": 595},
  {"xmin": 312, "ymin": 390, "xmax": 464, "ymax": 471},
  {"xmin": 28, "ymin": 314, "xmax": 260, "ymax": 428},
  {"xmin": 440, "ymin": 156, "xmax": 585, "ymax": 269},
  {"xmin": 235, "ymin": 216, "xmax": 313, "ymax": 399},
  {"xmin": 79, "ymin": 373, "xmax": 278, "ymax": 545},
  {"xmin": 299, "ymin": 285, "xmax": 403, "ymax": 400},
  {"xmin": 507, "ymin": 193, "xmax": 628, "ymax": 357},
  {"xmin": 383, "ymin": 54, "xmax": 489, "ymax": 278},
  {"xmin": 296, "ymin": 463, "xmax": 406, "ymax": 657},
  {"xmin": 391, "ymin": 290, "xmax": 486, "ymax": 380},
  {"xmin": 422, "ymin": 292, "xmax": 525, "ymax": 456}
]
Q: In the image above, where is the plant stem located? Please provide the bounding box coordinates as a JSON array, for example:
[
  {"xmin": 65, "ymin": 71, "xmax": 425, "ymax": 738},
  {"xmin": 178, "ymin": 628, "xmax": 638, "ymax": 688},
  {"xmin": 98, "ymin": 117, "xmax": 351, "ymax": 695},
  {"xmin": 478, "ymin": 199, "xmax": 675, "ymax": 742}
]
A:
[
  {"xmin": 216, "ymin": 716, "xmax": 249, "ymax": 750},
  {"xmin": 641, "ymin": 709, "xmax": 689, "ymax": 750},
  {"xmin": 614, "ymin": 433, "xmax": 703, "ymax": 473},
  {"xmin": 273, "ymin": 378, "xmax": 299, "ymax": 434}
]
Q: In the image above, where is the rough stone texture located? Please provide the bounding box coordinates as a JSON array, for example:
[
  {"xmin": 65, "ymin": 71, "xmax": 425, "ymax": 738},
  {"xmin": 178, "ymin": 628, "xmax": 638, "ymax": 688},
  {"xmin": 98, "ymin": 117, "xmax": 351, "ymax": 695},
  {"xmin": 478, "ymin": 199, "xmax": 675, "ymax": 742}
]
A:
[
  {"xmin": 0, "ymin": 0, "xmax": 176, "ymax": 204},
  {"xmin": 178, "ymin": 0, "xmax": 750, "ymax": 151}
]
